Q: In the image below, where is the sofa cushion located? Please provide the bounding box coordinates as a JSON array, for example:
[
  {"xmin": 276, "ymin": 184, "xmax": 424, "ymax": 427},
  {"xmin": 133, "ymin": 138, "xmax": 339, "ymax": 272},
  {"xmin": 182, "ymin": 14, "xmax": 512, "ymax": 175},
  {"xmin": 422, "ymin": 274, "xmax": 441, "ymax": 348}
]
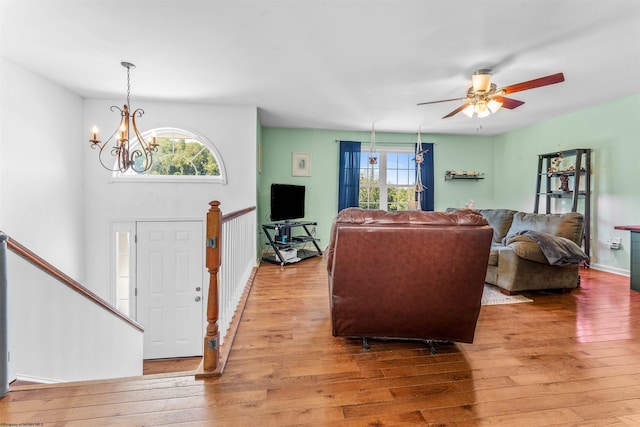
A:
[
  {"xmin": 505, "ymin": 235, "xmax": 549, "ymax": 264},
  {"xmin": 506, "ymin": 212, "xmax": 584, "ymax": 245},
  {"xmin": 477, "ymin": 209, "xmax": 518, "ymax": 243}
]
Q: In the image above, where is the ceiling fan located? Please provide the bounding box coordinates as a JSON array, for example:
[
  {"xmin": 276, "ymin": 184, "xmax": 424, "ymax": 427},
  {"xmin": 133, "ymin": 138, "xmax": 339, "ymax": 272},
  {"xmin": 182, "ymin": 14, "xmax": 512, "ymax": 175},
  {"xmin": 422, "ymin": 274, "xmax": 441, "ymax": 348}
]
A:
[{"xmin": 417, "ymin": 69, "xmax": 565, "ymax": 119}]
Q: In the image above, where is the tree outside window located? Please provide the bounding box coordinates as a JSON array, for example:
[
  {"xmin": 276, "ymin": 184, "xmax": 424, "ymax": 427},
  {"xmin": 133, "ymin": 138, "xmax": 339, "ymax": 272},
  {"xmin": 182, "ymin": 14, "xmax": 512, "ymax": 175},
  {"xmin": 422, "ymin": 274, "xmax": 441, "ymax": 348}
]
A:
[
  {"xmin": 117, "ymin": 127, "xmax": 226, "ymax": 182},
  {"xmin": 146, "ymin": 135, "xmax": 220, "ymax": 176}
]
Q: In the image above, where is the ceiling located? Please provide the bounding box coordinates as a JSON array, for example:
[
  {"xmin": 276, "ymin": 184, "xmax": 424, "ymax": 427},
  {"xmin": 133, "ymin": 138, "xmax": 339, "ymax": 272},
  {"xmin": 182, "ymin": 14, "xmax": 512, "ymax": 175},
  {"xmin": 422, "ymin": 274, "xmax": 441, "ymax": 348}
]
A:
[{"xmin": 2, "ymin": 0, "xmax": 639, "ymax": 136}]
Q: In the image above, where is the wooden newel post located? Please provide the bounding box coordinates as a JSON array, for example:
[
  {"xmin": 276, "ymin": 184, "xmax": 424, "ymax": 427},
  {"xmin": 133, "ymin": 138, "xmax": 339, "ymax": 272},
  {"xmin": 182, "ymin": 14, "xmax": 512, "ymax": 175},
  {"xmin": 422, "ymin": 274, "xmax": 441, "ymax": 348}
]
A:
[{"xmin": 203, "ymin": 201, "xmax": 221, "ymax": 372}]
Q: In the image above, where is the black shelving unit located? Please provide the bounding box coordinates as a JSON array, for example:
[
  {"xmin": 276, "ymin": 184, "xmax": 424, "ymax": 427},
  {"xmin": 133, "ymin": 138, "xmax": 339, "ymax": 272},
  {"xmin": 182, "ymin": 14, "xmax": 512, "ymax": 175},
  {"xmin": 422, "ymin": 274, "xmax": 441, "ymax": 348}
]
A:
[
  {"xmin": 534, "ymin": 148, "xmax": 591, "ymax": 259},
  {"xmin": 262, "ymin": 221, "xmax": 322, "ymax": 266}
]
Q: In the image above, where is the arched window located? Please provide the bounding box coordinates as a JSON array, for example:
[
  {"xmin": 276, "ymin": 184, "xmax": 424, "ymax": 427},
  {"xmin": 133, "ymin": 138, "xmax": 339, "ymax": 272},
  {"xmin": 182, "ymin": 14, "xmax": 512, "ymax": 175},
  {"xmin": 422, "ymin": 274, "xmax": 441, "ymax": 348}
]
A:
[{"xmin": 115, "ymin": 127, "xmax": 227, "ymax": 183}]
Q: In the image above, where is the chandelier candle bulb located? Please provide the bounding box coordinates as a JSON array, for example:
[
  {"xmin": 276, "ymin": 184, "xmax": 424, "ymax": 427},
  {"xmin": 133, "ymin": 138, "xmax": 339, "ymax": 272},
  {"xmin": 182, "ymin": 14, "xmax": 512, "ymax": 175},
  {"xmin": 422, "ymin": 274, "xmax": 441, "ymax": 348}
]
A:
[{"xmin": 92, "ymin": 126, "xmax": 98, "ymax": 141}]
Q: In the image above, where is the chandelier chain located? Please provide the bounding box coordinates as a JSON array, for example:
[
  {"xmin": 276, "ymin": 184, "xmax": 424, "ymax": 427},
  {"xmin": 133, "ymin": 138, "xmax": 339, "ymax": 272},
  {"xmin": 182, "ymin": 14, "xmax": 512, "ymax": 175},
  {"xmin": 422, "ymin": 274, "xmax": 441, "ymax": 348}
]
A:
[{"xmin": 126, "ymin": 65, "xmax": 131, "ymax": 108}]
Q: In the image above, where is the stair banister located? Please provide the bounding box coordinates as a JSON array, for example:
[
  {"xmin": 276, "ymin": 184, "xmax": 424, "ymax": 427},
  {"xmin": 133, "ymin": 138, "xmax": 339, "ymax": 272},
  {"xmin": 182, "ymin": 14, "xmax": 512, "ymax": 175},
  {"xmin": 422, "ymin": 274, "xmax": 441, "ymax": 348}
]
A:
[
  {"xmin": 0, "ymin": 234, "xmax": 8, "ymax": 396},
  {"xmin": 203, "ymin": 201, "xmax": 222, "ymax": 371},
  {"xmin": 197, "ymin": 202, "xmax": 257, "ymax": 377}
]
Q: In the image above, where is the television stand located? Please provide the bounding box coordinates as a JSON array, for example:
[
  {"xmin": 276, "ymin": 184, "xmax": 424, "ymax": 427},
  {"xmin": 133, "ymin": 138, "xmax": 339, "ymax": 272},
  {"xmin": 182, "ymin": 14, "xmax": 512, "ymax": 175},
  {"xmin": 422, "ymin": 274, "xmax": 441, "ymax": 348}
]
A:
[{"xmin": 262, "ymin": 221, "xmax": 322, "ymax": 266}]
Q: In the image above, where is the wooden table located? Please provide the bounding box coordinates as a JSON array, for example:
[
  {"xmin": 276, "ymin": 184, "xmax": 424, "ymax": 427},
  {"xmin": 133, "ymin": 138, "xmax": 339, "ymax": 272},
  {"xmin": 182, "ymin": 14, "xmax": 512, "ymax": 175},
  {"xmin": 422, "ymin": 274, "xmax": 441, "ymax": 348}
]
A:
[{"xmin": 614, "ymin": 225, "xmax": 640, "ymax": 291}]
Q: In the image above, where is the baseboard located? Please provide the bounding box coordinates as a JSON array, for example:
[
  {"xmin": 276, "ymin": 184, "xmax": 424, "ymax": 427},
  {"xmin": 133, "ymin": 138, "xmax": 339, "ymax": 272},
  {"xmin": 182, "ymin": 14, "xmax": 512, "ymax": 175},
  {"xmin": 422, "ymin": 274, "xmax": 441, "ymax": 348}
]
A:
[
  {"xmin": 15, "ymin": 374, "xmax": 61, "ymax": 384},
  {"xmin": 589, "ymin": 263, "xmax": 630, "ymax": 276}
]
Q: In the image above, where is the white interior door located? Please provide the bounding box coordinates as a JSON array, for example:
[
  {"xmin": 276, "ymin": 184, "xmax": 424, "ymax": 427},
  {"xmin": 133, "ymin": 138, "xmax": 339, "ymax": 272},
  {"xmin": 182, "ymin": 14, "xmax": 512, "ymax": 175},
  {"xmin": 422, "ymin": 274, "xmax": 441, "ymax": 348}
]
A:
[{"xmin": 136, "ymin": 221, "xmax": 204, "ymax": 359}]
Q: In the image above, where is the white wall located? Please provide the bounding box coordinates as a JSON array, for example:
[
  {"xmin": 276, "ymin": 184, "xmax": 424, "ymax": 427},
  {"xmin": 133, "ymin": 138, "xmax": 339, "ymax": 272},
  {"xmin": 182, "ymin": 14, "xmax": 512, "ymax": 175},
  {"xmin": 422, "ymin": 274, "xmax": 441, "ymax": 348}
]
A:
[
  {"xmin": 9, "ymin": 254, "xmax": 142, "ymax": 382},
  {"xmin": 83, "ymin": 99, "xmax": 257, "ymax": 300},
  {"xmin": 493, "ymin": 94, "xmax": 640, "ymax": 274},
  {"xmin": 0, "ymin": 58, "xmax": 85, "ymax": 277},
  {"xmin": 1, "ymin": 58, "xmax": 258, "ymax": 381},
  {"xmin": 1, "ymin": 58, "xmax": 87, "ymax": 381}
]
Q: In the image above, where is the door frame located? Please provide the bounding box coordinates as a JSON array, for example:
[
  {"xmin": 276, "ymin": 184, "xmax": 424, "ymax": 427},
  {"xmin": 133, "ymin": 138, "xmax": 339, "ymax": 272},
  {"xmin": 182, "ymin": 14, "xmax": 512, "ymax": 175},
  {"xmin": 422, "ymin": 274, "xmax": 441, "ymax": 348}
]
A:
[{"xmin": 110, "ymin": 217, "xmax": 207, "ymax": 341}]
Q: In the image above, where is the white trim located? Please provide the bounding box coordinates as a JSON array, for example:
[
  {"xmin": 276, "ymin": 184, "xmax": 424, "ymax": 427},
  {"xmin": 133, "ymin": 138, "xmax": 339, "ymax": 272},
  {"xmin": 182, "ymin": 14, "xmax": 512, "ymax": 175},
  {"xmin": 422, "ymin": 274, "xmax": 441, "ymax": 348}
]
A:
[
  {"xmin": 16, "ymin": 374, "xmax": 62, "ymax": 384},
  {"xmin": 111, "ymin": 175, "xmax": 226, "ymax": 184},
  {"xmin": 589, "ymin": 263, "xmax": 630, "ymax": 276}
]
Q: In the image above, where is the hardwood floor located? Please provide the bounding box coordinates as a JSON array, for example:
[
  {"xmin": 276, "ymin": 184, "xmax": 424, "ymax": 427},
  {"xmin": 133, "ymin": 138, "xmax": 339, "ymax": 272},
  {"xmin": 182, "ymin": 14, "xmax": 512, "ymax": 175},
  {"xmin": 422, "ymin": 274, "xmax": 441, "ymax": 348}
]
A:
[
  {"xmin": 143, "ymin": 357, "xmax": 202, "ymax": 376},
  {"xmin": 2, "ymin": 258, "xmax": 640, "ymax": 426}
]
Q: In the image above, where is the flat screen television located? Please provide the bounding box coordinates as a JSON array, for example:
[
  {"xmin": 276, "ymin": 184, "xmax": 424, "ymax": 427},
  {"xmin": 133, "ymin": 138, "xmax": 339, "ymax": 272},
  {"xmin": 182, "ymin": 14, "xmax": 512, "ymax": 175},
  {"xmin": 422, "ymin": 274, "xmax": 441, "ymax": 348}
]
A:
[{"xmin": 270, "ymin": 183, "xmax": 305, "ymax": 222}]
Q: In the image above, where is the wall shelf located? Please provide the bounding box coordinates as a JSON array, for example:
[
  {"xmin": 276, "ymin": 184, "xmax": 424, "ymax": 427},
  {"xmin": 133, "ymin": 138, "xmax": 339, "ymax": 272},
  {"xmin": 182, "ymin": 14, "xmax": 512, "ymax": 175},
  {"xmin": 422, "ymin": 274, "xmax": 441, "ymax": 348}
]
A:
[{"xmin": 445, "ymin": 171, "xmax": 484, "ymax": 181}]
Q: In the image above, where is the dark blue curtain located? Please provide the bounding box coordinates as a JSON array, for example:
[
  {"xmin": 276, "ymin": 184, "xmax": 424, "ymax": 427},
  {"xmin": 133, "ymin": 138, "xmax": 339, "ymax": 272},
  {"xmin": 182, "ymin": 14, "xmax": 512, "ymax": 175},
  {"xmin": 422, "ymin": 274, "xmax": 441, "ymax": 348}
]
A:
[
  {"xmin": 338, "ymin": 141, "xmax": 361, "ymax": 212},
  {"xmin": 416, "ymin": 142, "xmax": 434, "ymax": 211}
]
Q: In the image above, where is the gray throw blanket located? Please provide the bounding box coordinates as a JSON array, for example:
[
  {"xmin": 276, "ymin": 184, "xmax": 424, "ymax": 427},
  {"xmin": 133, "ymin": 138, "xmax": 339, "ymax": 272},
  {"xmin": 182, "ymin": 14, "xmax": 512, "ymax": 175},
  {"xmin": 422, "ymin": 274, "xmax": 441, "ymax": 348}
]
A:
[{"xmin": 505, "ymin": 230, "xmax": 589, "ymax": 266}]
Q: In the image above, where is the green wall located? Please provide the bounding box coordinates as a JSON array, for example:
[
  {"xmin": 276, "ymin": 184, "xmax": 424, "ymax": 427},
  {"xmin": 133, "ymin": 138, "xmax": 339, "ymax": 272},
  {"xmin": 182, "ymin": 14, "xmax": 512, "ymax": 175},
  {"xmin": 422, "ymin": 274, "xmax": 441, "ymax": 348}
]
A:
[
  {"xmin": 258, "ymin": 93, "xmax": 640, "ymax": 273},
  {"xmin": 493, "ymin": 93, "xmax": 640, "ymax": 273},
  {"xmin": 258, "ymin": 128, "xmax": 495, "ymax": 251}
]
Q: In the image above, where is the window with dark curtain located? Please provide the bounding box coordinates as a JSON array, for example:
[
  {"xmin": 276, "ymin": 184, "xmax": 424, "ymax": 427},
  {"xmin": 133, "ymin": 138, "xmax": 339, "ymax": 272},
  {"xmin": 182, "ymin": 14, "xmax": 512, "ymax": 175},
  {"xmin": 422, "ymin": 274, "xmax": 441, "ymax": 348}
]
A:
[
  {"xmin": 416, "ymin": 142, "xmax": 435, "ymax": 211},
  {"xmin": 338, "ymin": 141, "xmax": 361, "ymax": 212}
]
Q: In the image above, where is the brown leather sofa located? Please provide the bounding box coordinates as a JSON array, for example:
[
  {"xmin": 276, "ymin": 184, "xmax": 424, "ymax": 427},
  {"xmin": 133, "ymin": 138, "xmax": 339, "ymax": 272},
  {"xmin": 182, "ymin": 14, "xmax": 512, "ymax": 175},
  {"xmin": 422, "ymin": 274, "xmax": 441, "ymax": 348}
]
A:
[{"xmin": 326, "ymin": 208, "xmax": 493, "ymax": 349}]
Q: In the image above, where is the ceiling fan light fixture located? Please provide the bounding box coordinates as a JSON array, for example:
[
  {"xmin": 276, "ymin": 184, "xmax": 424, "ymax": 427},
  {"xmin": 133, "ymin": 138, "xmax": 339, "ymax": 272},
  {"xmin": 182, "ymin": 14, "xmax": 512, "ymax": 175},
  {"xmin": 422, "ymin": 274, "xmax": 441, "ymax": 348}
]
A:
[
  {"xmin": 477, "ymin": 108, "xmax": 491, "ymax": 118},
  {"xmin": 474, "ymin": 100, "xmax": 487, "ymax": 114},
  {"xmin": 462, "ymin": 104, "xmax": 475, "ymax": 118},
  {"xmin": 472, "ymin": 70, "xmax": 492, "ymax": 93},
  {"xmin": 488, "ymin": 99, "xmax": 503, "ymax": 113}
]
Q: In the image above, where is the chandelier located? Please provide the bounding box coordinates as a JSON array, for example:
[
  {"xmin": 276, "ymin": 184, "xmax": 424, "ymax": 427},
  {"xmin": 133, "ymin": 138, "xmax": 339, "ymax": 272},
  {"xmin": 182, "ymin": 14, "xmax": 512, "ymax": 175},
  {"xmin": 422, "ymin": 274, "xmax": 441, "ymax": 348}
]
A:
[{"xmin": 89, "ymin": 61, "xmax": 158, "ymax": 173}]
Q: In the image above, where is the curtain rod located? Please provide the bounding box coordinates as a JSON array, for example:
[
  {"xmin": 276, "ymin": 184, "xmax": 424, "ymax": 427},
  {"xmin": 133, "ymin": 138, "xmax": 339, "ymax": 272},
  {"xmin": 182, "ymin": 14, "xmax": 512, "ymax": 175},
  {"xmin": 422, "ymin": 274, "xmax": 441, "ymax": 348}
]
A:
[{"xmin": 333, "ymin": 140, "xmax": 435, "ymax": 145}]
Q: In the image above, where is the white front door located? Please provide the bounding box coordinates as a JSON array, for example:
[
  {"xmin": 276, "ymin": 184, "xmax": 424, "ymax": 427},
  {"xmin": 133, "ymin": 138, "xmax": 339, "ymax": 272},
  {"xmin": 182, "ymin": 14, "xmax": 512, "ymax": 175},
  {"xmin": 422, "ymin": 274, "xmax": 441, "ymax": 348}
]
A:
[{"xmin": 136, "ymin": 221, "xmax": 204, "ymax": 359}]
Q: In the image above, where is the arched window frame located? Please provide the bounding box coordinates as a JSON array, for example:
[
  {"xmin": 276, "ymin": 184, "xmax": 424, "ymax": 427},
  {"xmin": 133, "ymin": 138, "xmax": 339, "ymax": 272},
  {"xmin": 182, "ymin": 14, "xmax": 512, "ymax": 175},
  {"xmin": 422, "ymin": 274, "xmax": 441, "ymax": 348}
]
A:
[{"xmin": 111, "ymin": 127, "xmax": 227, "ymax": 184}]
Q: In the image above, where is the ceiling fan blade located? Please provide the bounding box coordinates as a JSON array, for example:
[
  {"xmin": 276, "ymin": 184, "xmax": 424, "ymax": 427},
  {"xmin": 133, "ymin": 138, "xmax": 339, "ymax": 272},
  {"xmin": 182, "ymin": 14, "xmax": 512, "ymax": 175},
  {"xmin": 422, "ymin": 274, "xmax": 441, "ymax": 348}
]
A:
[
  {"xmin": 494, "ymin": 96, "xmax": 525, "ymax": 109},
  {"xmin": 417, "ymin": 97, "xmax": 467, "ymax": 106},
  {"xmin": 500, "ymin": 72, "xmax": 565, "ymax": 94},
  {"xmin": 442, "ymin": 103, "xmax": 470, "ymax": 119}
]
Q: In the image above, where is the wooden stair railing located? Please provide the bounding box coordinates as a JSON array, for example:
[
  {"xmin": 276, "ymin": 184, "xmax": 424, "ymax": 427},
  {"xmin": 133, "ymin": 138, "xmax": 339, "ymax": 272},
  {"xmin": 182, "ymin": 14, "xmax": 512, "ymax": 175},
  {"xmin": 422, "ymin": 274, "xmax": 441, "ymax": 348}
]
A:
[
  {"xmin": 197, "ymin": 202, "xmax": 256, "ymax": 377},
  {"xmin": 2, "ymin": 233, "xmax": 143, "ymax": 332},
  {"xmin": 202, "ymin": 201, "xmax": 221, "ymax": 372}
]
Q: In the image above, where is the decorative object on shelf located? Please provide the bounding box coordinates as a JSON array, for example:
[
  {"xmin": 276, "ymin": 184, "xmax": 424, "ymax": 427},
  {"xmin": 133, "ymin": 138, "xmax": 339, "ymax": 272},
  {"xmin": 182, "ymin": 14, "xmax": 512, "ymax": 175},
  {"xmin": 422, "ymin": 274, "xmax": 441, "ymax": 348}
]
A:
[
  {"xmin": 89, "ymin": 61, "xmax": 158, "ymax": 173},
  {"xmin": 445, "ymin": 170, "xmax": 484, "ymax": 180},
  {"xmin": 547, "ymin": 152, "xmax": 564, "ymax": 176},
  {"xmin": 559, "ymin": 175, "xmax": 570, "ymax": 192},
  {"xmin": 292, "ymin": 152, "xmax": 311, "ymax": 176}
]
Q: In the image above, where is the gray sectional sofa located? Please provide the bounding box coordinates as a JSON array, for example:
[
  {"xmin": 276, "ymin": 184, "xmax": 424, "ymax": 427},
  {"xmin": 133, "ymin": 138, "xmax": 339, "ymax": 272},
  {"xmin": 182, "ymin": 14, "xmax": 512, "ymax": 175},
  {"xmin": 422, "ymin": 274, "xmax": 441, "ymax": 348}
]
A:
[{"xmin": 449, "ymin": 208, "xmax": 588, "ymax": 294}]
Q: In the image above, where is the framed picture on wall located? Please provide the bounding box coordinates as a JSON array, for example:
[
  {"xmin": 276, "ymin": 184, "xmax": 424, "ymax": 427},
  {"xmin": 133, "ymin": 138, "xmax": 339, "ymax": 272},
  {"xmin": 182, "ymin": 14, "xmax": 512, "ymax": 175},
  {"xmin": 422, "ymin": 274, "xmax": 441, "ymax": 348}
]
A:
[{"xmin": 292, "ymin": 152, "xmax": 311, "ymax": 177}]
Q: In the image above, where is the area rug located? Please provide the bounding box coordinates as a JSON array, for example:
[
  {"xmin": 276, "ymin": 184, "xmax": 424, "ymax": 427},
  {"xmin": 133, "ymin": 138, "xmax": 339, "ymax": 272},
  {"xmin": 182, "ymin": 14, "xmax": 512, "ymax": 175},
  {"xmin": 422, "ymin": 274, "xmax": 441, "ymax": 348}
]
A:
[{"xmin": 481, "ymin": 284, "xmax": 533, "ymax": 305}]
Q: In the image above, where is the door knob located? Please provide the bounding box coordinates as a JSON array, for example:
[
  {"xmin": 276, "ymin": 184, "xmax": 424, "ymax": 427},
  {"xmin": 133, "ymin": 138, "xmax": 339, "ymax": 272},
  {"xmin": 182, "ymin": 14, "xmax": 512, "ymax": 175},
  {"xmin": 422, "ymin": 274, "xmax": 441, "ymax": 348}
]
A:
[
  {"xmin": 195, "ymin": 296, "xmax": 201, "ymax": 302},
  {"xmin": 196, "ymin": 287, "xmax": 201, "ymax": 292}
]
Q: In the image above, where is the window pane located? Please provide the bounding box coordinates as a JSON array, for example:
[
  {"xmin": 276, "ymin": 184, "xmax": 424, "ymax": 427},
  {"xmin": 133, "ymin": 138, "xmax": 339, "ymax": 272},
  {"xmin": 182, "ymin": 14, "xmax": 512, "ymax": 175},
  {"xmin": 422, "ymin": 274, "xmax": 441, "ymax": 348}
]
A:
[
  {"xmin": 147, "ymin": 137, "xmax": 219, "ymax": 176},
  {"xmin": 360, "ymin": 166, "xmax": 379, "ymax": 184},
  {"xmin": 359, "ymin": 187, "xmax": 380, "ymax": 210},
  {"xmin": 122, "ymin": 131, "xmax": 223, "ymax": 178},
  {"xmin": 387, "ymin": 152, "xmax": 398, "ymax": 168},
  {"xmin": 398, "ymin": 153, "xmax": 410, "ymax": 169},
  {"xmin": 387, "ymin": 187, "xmax": 417, "ymax": 211}
]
